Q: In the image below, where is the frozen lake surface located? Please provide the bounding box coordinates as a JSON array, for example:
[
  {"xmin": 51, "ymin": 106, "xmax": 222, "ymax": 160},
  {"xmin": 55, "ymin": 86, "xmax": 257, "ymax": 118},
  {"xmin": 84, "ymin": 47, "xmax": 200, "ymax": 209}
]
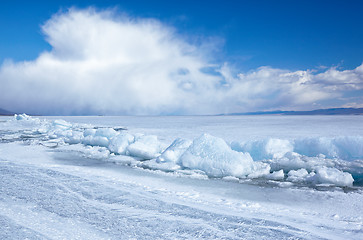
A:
[
  {"xmin": 0, "ymin": 115, "xmax": 362, "ymax": 239},
  {"xmin": 43, "ymin": 115, "xmax": 363, "ymax": 142}
]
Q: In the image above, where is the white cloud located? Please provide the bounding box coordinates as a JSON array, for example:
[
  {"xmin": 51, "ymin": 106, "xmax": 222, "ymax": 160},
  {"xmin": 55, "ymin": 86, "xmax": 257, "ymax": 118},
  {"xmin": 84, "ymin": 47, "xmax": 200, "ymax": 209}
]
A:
[
  {"xmin": 314, "ymin": 65, "xmax": 363, "ymax": 90},
  {"xmin": 0, "ymin": 8, "xmax": 362, "ymax": 115},
  {"xmin": 0, "ymin": 8, "xmax": 220, "ymax": 115},
  {"xmin": 218, "ymin": 63, "xmax": 363, "ymax": 112}
]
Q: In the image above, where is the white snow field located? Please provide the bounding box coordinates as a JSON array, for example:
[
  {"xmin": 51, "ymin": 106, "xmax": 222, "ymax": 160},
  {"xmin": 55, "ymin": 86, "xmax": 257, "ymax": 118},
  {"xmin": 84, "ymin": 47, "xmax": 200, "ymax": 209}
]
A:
[{"xmin": 0, "ymin": 114, "xmax": 362, "ymax": 239}]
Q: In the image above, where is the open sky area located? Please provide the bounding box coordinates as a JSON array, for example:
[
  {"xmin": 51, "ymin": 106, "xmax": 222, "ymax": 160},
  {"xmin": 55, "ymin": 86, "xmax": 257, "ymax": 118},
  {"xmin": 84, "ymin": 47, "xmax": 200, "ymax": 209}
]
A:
[{"xmin": 1, "ymin": 0, "xmax": 363, "ymax": 115}]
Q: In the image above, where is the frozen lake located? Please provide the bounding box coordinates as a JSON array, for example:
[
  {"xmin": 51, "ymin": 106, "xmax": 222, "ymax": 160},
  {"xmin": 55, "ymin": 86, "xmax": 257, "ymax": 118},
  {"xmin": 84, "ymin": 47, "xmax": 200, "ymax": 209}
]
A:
[
  {"xmin": 0, "ymin": 115, "xmax": 362, "ymax": 239},
  {"xmin": 41, "ymin": 115, "xmax": 363, "ymax": 142}
]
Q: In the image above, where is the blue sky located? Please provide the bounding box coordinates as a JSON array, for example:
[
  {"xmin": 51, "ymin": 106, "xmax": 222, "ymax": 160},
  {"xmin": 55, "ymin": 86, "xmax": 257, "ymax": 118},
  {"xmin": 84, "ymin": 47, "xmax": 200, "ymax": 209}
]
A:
[
  {"xmin": 2, "ymin": 0, "xmax": 363, "ymax": 70},
  {"xmin": 0, "ymin": 0, "xmax": 363, "ymax": 115}
]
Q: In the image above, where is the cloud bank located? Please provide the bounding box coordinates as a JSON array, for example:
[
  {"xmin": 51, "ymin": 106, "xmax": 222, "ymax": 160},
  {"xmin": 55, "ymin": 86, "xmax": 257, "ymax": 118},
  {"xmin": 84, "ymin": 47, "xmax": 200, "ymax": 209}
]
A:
[{"xmin": 1, "ymin": 8, "xmax": 363, "ymax": 115}]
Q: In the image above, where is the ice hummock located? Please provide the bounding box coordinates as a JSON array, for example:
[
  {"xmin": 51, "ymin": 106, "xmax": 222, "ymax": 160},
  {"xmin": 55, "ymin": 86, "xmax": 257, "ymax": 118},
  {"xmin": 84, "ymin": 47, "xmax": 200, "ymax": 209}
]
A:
[
  {"xmin": 180, "ymin": 134, "xmax": 270, "ymax": 178},
  {"xmin": 4, "ymin": 114, "xmax": 361, "ymax": 187},
  {"xmin": 231, "ymin": 136, "xmax": 363, "ymax": 161},
  {"xmin": 156, "ymin": 138, "xmax": 192, "ymax": 164},
  {"xmin": 127, "ymin": 135, "xmax": 165, "ymax": 160}
]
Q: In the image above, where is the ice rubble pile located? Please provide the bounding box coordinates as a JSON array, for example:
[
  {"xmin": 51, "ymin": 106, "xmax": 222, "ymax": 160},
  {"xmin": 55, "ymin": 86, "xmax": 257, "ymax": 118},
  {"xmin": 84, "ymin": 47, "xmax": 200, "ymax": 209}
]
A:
[
  {"xmin": 231, "ymin": 137, "xmax": 363, "ymax": 162},
  {"xmin": 10, "ymin": 114, "xmax": 361, "ymax": 187}
]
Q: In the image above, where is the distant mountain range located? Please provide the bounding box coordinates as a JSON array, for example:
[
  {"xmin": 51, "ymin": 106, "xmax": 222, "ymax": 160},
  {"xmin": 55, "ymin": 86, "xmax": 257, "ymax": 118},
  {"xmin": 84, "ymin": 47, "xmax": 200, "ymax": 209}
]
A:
[
  {"xmin": 228, "ymin": 108, "xmax": 363, "ymax": 116},
  {"xmin": 1, "ymin": 107, "xmax": 363, "ymax": 116},
  {"xmin": 0, "ymin": 108, "xmax": 14, "ymax": 116}
]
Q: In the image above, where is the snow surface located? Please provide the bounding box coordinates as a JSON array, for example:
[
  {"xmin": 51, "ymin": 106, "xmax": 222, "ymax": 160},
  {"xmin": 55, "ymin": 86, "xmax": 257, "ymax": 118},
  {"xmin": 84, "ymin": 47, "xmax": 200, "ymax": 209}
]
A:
[{"xmin": 0, "ymin": 114, "xmax": 362, "ymax": 239}]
